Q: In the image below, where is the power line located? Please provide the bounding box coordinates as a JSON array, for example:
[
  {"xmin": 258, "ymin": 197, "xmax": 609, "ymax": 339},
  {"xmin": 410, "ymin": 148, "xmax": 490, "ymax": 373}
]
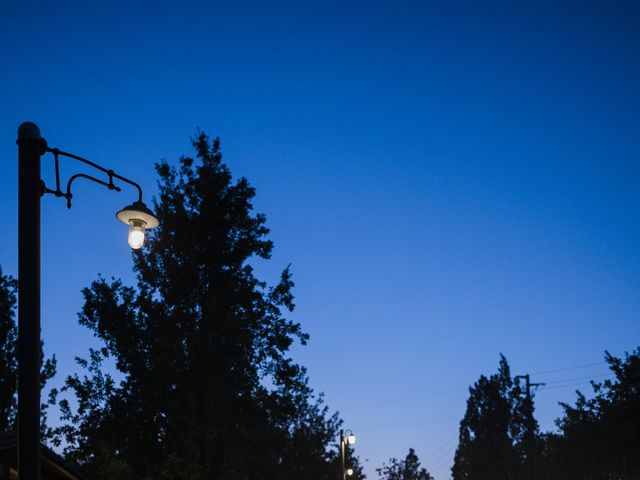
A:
[
  {"xmin": 429, "ymin": 444, "xmax": 457, "ymax": 476},
  {"xmin": 355, "ymin": 367, "xmax": 614, "ymax": 479},
  {"xmin": 538, "ymin": 377, "xmax": 615, "ymax": 392},
  {"xmin": 349, "ymin": 373, "xmax": 615, "ymax": 434},
  {"xmin": 341, "ymin": 361, "xmax": 608, "ymax": 412},
  {"xmin": 427, "ymin": 439, "xmax": 457, "ymax": 469},
  {"xmin": 424, "ymin": 434, "xmax": 458, "ymax": 463},
  {"xmin": 530, "ymin": 361, "xmax": 606, "ymax": 376},
  {"xmin": 541, "ymin": 372, "xmax": 611, "ymax": 385},
  {"xmin": 341, "ymin": 387, "xmax": 466, "ymax": 412},
  {"xmin": 354, "ymin": 415, "xmax": 459, "ymax": 432}
]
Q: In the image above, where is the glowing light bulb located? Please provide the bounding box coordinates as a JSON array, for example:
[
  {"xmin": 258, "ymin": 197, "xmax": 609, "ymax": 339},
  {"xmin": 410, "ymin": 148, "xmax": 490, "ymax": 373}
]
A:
[
  {"xmin": 347, "ymin": 434, "xmax": 356, "ymax": 445},
  {"xmin": 128, "ymin": 220, "xmax": 146, "ymax": 249},
  {"xmin": 346, "ymin": 469, "xmax": 354, "ymax": 476},
  {"xmin": 117, "ymin": 200, "xmax": 159, "ymax": 249}
]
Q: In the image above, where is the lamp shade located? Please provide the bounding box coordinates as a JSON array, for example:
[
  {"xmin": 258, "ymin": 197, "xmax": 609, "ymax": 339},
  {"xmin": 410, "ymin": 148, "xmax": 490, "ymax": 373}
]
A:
[{"xmin": 116, "ymin": 200, "xmax": 159, "ymax": 229}]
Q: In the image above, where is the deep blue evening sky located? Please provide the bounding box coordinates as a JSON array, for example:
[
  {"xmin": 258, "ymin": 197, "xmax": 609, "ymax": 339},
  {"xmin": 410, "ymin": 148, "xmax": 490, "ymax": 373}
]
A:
[{"xmin": 2, "ymin": 1, "xmax": 639, "ymax": 478}]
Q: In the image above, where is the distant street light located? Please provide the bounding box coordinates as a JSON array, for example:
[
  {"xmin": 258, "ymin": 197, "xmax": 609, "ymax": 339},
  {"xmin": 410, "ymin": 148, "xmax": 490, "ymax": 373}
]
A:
[
  {"xmin": 16, "ymin": 122, "xmax": 158, "ymax": 480},
  {"xmin": 340, "ymin": 429, "xmax": 357, "ymax": 480}
]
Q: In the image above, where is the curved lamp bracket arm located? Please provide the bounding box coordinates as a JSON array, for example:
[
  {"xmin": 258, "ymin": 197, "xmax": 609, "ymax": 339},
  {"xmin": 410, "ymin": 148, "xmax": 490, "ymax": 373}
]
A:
[
  {"xmin": 64, "ymin": 173, "xmax": 121, "ymax": 208},
  {"xmin": 41, "ymin": 144, "xmax": 144, "ymax": 207}
]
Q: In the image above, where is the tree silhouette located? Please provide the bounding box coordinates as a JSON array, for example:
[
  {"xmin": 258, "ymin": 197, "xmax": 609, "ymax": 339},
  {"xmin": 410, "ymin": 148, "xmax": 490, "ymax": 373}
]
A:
[
  {"xmin": 452, "ymin": 355, "xmax": 536, "ymax": 480},
  {"xmin": 450, "ymin": 350, "xmax": 640, "ymax": 480},
  {"xmin": 0, "ymin": 265, "xmax": 18, "ymax": 432},
  {"xmin": 55, "ymin": 133, "xmax": 341, "ymax": 479},
  {"xmin": 0, "ymin": 264, "xmax": 57, "ymax": 439},
  {"xmin": 545, "ymin": 349, "xmax": 640, "ymax": 479},
  {"xmin": 377, "ymin": 448, "xmax": 433, "ymax": 480},
  {"xmin": 511, "ymin": 376, "xmax": 542, "ymax": 480}
]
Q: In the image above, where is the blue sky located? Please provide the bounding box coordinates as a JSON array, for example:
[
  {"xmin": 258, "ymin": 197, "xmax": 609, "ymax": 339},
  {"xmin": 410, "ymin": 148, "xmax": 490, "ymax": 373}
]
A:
[{"xmin": 1, "ymin": 1, "xmax": 639, "ymax": 478}]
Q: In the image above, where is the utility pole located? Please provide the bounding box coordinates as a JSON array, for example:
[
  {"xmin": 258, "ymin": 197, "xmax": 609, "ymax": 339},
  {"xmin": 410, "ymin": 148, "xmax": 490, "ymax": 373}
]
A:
[
  {"xmin": 514, "ymin": 374, "xmax": 544, "ymax": 402},
  {"xmin": 514, "ymin": 373, "xmax": 545, "ymax": 477}
]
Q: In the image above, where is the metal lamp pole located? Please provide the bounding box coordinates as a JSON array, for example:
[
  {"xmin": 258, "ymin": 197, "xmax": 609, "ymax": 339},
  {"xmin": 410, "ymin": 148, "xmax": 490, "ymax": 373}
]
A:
[
  {"xmin": 340, "ymin": 430, "xmax": 346, "ymax": 480},
  {"xmin": 17, "ymin": 122, "xmax": 44, "ymax": 480},
  {"xmin": 16, "ymin": 122, "xmax": 159, "ymax": 479},
  {"xmin": 340, "ymin": 429, "xmax": 356, "ymax": 480}
]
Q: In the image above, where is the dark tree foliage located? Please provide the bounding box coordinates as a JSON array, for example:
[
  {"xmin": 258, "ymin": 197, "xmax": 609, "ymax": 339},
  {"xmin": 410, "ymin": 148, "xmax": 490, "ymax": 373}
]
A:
[
  {"xmin": 377, "ymin": 448, "xmax": 433, "ymax": 480},
  {"xmin": 543, "ymin": 349, "xmax": 640, "ymax": 480},
  {"xmin": 452, "ymin": 355, "xmax": 537, "ymax": 480},
  {"xmin": 451, "ymin": 349, "xmax": 640, "ymax": 480},
  {"xmin": 0, "ymin": 265, "xmax": 57, "ymax": 438},
  {"xmin": 0, "ymin": 266, "xmax": 17, "ymax": 432},
  {"xmin": 55, "ymin": 133, "xmax": 341, "ymax": 479},
  {"xmin": 511, "ymin": 378, "xmax": 543, "ymax": 480}
]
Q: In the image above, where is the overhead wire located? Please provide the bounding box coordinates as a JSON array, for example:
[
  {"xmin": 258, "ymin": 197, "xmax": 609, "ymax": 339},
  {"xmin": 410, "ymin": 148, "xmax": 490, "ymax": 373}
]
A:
[
  {"xmin": 540, "ymin": 372, "xmax": 612, "ymax": 385},
  {"xmin": 341, "ymin": 386, "xmax": 467, "ymax": 412},
  {"xmin": 354, "ymin": 415, "xmax": 459, "ymax": 432},
  {"xmin": 349, "ymin": 363, "xmax": 614, "ymax": 479},
  {"xmin": 429, "ymin": 444, "xmax": 458, "ymax": 476},
  {"xmin": 530, "ymin": 361, "xmax": 607, "ymax": 376},
  {"xmin": 341, "ymin": 360, "xmax": 610, "ymax": 413},
  {"xmin": 424, "ymin": 433, "xmax": 458, "ymax": 463},
  {"xmin": 539, "ymin": 379, "xmax": 614, "ymax": 392},
  {"xmin": 342, "ymin": 363, "xmax": 614, "ymax": 434}
]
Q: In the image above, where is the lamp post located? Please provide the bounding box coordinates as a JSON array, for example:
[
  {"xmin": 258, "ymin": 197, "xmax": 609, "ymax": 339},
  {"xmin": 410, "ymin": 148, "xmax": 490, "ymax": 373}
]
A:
[
  {"xmin": 340, "ymin": 429, "xmax": 356, "ymax": 480},
  {"xmin": 16, "ymin": 122, "xmax": 159, "ymax": 480}
]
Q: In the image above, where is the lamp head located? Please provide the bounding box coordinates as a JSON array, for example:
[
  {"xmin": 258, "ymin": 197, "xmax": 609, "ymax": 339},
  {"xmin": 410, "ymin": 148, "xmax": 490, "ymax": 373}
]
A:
[
  {"xmin": 116, "ymin": 200, "xmax": 159, "ymax": 249},
  {"xmin": 346, "ymin": 468, "xmax": 354, "ymax": 476},
  {"xmin": 347, "ymin": 433, "xmax": 356, "ymax": 445}
]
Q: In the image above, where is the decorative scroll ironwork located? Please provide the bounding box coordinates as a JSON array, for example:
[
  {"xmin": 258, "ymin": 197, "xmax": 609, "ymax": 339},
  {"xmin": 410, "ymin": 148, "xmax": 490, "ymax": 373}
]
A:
[{"xmin": 41, "ymin": 146, "xmax": 143, "ymax": 208}]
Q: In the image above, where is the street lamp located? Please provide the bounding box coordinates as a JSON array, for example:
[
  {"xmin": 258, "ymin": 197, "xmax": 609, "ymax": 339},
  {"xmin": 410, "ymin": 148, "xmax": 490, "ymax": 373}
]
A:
[
  {"xmin": 16, "ymin": 122, "xmax": 158, "ymax": 480},
  {"xmin": 117, "ymin": 200, "xmax": 160, "ymax": 249},
  {"xmin": 340, "ymin": 429, "xmax": 357, "ymax": 480}
]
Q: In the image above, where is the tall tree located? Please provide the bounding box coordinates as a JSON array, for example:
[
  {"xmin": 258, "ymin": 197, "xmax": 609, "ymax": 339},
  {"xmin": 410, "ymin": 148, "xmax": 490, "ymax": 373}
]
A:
[
  {"xmin": 546, "ymin": 349, "xmax": 640, "ymax": 479},
  {"xmin": 0, "ymin": 265, "xmax": 57, "ymax": 437},
  {"xmin": 452, "ymin": 355, "xmax": 536, "ymax": 480},
  {"xmin": 511, "ymin": 376, "xmax": 542, "ymax": 480},
  {"xmin": 56, "ymin": 133, "xmax": 340, "ymax": 479},
  {"xmin": 377, "ymin": 448, "xmax": 433, "ymax": 480}
]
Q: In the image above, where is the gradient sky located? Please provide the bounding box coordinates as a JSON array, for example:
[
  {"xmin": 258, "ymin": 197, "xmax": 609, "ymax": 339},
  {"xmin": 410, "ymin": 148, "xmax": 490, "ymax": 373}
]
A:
[{"xmin": 2, "ymin": 1, "xmax": 640, "ymax": 478}]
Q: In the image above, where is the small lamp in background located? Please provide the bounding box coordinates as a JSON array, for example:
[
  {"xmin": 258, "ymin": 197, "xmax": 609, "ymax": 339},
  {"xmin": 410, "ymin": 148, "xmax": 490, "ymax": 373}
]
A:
[{"xmin": 340, "ymin": 429, "xmax": 357, "ymax": 480}]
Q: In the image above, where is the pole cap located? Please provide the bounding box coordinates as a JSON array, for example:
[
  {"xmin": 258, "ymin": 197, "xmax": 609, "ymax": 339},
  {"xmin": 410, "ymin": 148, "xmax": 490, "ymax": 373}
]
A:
[{"xmin": 18, "ymin": 122, "xmax": 41, "ymax": 141}]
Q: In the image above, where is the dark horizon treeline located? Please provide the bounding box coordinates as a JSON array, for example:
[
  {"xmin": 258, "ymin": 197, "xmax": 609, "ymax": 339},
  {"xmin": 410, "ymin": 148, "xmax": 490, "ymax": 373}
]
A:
[
  {"xmin": 377, "ymin": 349, "xmax": 640, "ymax": 480},
  {"xmin": 450, "ymin": 350, "xmax": 640, "ymax": 480},
  {"xmin": 377, "ymin": 447, "xmax": 434, "ymax": 480},
  {"xmin": 0, "ymin": 132, "xmax": 638, "ymax": 479}
]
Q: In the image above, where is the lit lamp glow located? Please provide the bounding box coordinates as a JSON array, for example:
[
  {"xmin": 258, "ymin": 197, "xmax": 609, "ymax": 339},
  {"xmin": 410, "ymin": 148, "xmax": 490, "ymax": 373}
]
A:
[
  {"xmin": 116, "ymin": 200, "xmax": 159, "ymax": 250},
  {"xmin": 128, "ymin": 219, "xmax": 146, "ymax": 249},
  {"xmin": 346, "ymin": 469, "xmax": 354, "ymax": 476},
  {"xmin": 347, "ymin": 433, "xmax": 356, "ymax": 445}
]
